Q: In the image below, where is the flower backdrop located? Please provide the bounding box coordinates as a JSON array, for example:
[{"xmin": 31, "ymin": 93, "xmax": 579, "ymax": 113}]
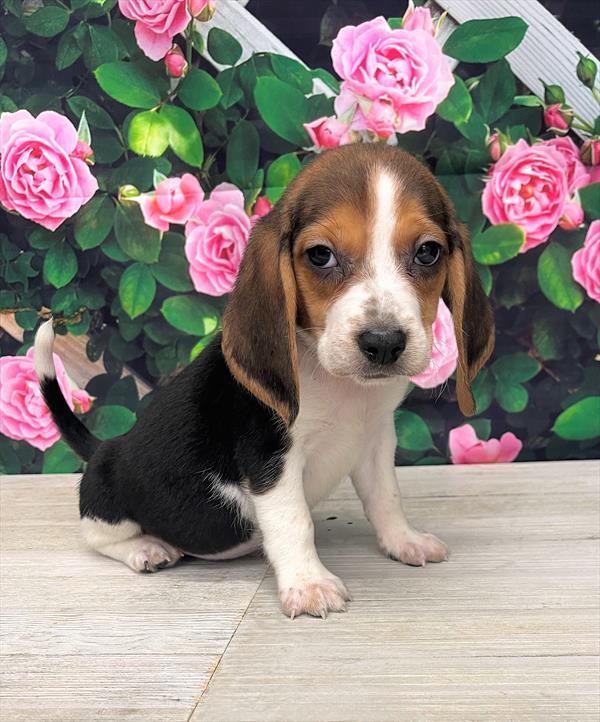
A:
[{"xmin": 1, "ymin": 0, "xmax": 599, "ymax": 474}]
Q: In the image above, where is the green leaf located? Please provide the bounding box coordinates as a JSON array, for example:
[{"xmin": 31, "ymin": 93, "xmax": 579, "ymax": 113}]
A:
[
  {"xmin": 67, "ymin": 95, "xmax": 114, "ymax": 130},
  {"xmin": 114, "ymin": 202, "xmax": 162, "ymax": 263},
  {"xmin": 207, "ymin": 27, "xmax": 242, "ymax": 65},
  {"xmin": 394, "ymin": 409, "xmax": 433, "ymax": 451},
  {"xmin": 83, "ymin": 23, "xmax": 124, "ymax": 70},
  {"xmin": 477, "ymin": 263, "xmax": 493, "ymax": 295},
  {"xmin": 495, "ymin": 381, "xmax": 528, "ymax": 413},
  {"xmin": 0, "ymin": 35, "xmax": 7, "ymax": 68},
  {"xmin": 311, "ymin": 68, "xmax": 340, "ymax": 94},
  {"xmin": 270, "ymin": 54, "xmax": 313, "ymax": 94},
  {"xmin": 24, "ymin": 6, "xmax": 69, "ymax": 37},
  {"xmin": 44, "ymin": 242, "xmax": 78, "ymax": 289},
  {"xmin": 553, "ymin": 397, "xmax": 600, "ymax": 440},
  {"xmin": 226, "ymin": 120, "xmax": 260, "ymax": 189},
  {"xmin": 42, "ymin": 440, "xmax": 81, "ymax": 474},
  {"xmin": 473, "ymin": 59, "xmax": 516, "ymax": 123},
  {"xmin": 56, "ymin": 25, "xmax": 85, "ymax": 70},
  {"xmin": 266, "ymin": 153, "xmax": 302, "ymax": 203},
  {"xmin": 468, "ymin": 418, "xmax": 492, "ymax": 441},
  {"xmin": 95, "ymin": 62, "xmax": 164, "ymax": 109},
  {"xmin": 443, "ymin": 17, "xmax": 528, "ymax": 63},
  {"xmin": 436, "ymin": 75, "xmax": 473, "ymax": 124},
  {"xmin": 128, "ymin": 110, "xmax": 169, "ymax": 157},
  {"xmin": 151, "ymin": 233, "xmax": 193, "ymax": 291},
  {"xmin": 178, "ymin": 67, "xmax": 222, "ymax": 111},
  {"xmin": 74, "ymin": 195, "xmax": 114, "ymax": 250},
  {"xmin": 160, "ymin": 105, "xmax": 204, "ymax": 167},
  {"xmin": 254, "ymin": 77, "xmax": 309, "ymax": 147},
  {"xmin": 216, "ymin": 67, "xmax": 244, "ymax": 108},
  {"xmin": 579, "ymin": 182, "xmax": 600, "ymax": 220},
  {"xmin": 119, "ymin": 263, "xmax": 156, "ymax": 319},
  {"xmin": 492, "ymin": 353, "xmax": 540, "ymax": 383},
  {"xmin": 90, "ymin": 405, "xmax": 136, "ymax": 441},
  {"xmin": 472, "ymin": 224, "xmax": 525, "ymax": 265},
  {"xmin": 455, "ymin": 109, "xmax": 487, "ymax": 146},
  {"xmin": 161, "ymin": 295, "xmax": 219, "ymax": 336},
  {"xmin": 537, "ymin": 243, "xmax": 584, "ymax": 312}
]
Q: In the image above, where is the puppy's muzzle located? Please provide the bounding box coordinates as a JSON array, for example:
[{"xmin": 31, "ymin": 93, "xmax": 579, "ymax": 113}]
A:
[{"xmin": 357, "ymin": 328, "xmax": 407, "ymax": 366}]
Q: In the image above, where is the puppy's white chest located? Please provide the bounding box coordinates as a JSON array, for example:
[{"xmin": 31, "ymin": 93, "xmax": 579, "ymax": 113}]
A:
[{"xmin": 293, "ymin": 359, "xmax": 408, "ymax": 508}]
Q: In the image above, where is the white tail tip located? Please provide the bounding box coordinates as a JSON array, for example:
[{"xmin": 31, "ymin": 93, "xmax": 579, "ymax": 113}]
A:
[{"xmin": 34, "ymin": 320, "xmax": 56, "ymax": 381}]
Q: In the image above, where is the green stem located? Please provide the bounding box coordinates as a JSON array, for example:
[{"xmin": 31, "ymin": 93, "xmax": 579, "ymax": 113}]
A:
[{"xmin": 591, "ymin": 86, "xmax": 600, "ymax": 107}]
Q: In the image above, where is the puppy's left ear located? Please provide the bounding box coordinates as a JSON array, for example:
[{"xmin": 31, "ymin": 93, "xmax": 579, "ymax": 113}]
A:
[{"xmin": 442, "ymin": 214, "xmax": 495, "ymax": 416}]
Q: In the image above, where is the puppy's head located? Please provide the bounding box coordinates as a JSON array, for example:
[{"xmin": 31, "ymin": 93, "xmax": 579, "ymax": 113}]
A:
[{"xmin": 222, "ymin": 144, "xmax": 494, "ymax": 424}]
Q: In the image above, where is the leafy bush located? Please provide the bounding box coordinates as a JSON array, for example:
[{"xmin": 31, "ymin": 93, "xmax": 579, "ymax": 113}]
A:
[{"xmin": 1, "ymin": 0, "xmax": 599, "ymax": 473}]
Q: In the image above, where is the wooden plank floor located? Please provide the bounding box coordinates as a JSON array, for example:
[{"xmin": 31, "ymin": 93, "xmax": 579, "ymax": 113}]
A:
[{"xmin": 1, "ymin": 461, "xmax": 598, "ymax": 721}]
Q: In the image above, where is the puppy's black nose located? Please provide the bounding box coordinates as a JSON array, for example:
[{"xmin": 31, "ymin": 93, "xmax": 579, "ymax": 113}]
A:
[{"xmin": 358, "ymin": 329, "xmax": 406, "ymax": 366}]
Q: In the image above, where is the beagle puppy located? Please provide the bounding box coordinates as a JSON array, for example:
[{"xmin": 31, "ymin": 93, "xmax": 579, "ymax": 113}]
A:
[{"xmin": 35, "ymin": 143, "xmax": 494, "ymax": 619}]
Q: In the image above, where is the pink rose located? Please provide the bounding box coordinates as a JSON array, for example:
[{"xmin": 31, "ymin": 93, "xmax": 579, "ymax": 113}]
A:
[
  {"xmin": 482, "ymin": 139, "xmax": 569, "ymax": 252},
  {"xmin": 402, "ymin": 0, "xmax": 435, "ymax": 35},
  {"xmin": 581, "ymin": 138, "xmax": 600, "ymax": 167},
  {"xmin": 0, "ymin": 110, "xmax": 98, "ymax": 232},
  {"xmin": 449, "ymin": 424, "xmax": 522, "ymax": 464},
  {"xmin": 250, "ymin": 195, "xmax": 272, "ymax": 225},
  {"xmin": 139, "ymin": 173, "xmax": 204, "ymax": 232},
  {"xmin": 572, "ymin": 220, "xmax": 600, "ymax": 302},
  {"xmin": 558, "ymin": 200, "xmax": 584, "ymax": 230},
  {"xmin": 164, "ymin": 44, "xmax": 188, "ymax": 78},
  {"xmin": 118, "ymin": 0, "xmax": 190, "ymax": 61},
  {"xmin": 411, "ymin": 299, "xmax": 458, "ymax": 389},
  {"xmin": 588, "ymin": 165, "xmax": 600, "ymax": 184},
  {"xmin": 366, "ymin": 97, "xmax": 398, "ymax": 139},
  {"xmin": 304, "ymin": 116, "xmax": 350, "ymax": 150},
  {"xmin": 543, "ymin": 104, "xmax": 573, "ymax": 134},
  {"xmin": 331, "ymin": 16, "xmax": 453, "ymax": 133},
  {"xmin": 185, "ymin": 182, "xmax": 251, "ymax": 296},
  {"xmin": 0, "ymin": 348, "xmax": 91, "ymax": 452},
  {"xmin": 544, "ymin": 137, "xmax": 590, "ymax": 195}
]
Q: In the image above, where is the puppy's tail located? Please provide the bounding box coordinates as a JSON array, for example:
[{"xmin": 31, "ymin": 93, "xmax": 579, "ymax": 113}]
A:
[{"xmin": 34, "ymin": 320, "xmax": 100, "ymax": 461}]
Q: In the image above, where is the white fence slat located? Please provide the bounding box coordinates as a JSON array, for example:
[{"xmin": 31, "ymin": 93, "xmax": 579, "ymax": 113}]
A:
[{"xmin": 432, "ymin": 0, "xmax": 599, "ymax": 136}]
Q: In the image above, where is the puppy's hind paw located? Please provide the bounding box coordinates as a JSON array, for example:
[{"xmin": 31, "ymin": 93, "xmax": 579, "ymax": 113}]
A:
[{"xmin": 128, "ymin": 536, "xmax": 183, "ymax": 573}]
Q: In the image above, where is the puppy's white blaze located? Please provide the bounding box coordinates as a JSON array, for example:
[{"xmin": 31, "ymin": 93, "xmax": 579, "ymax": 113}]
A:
[
  {"xmin": 370, "ymin": 168, "xmax": 400, "ymax": 283},
  {"xmin": 34, "ymin": 320, "xmax": 56, "ymax": 381}
]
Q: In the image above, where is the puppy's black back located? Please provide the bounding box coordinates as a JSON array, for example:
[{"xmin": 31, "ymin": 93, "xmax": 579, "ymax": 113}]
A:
[{"xmin": 79, "ymin": 334, "xmax": 290, "ymax": 555}]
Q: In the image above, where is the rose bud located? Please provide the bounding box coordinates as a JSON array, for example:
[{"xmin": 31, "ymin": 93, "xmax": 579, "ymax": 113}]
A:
[
  {"xmin": 164, "ymin": 45, "xmax": 188, "ymax": 79},
  {"xmin": 71, "ymin": 139, "xmax": 94, "ymax": 165},
  {"xmin": 118, "ymin": 184, "xmax": 141, "ymax": 202},
  {"xmin": 576, "ymin": 52, "xmax": 597, "ymax": 90},
  {"xmin": 543, "ymin": 82, "xmax": 566, "ymax": 106},
  {"xmin": 581, "ymin": 138, "xmax": 600, "ymax": 166},
  {"xmin": 189, "ymin": 0, "xmax": 216, "ymax": 21},
  {"xmin": 544, "ymin": 104, "xmax": 574, "ymax": 134},
  {"xmin": 559, "ymin": 200, "xmax": 584, "ymax": 230}
]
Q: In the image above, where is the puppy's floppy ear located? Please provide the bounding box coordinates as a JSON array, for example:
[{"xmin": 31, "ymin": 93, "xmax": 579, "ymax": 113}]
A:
[
  {"xmin": 222, "ymin": 210, "xmax": 299, "ymax": 425},
  {"xmin": 442, "ymin": 212, "xmax": 495, "ymax": 417}
]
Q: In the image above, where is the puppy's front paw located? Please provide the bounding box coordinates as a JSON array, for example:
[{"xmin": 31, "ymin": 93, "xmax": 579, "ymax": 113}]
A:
[
  {"xmin": 280, "ymin": 576, "xmax": 352, "ymax": 619},
  {"xmin": 383, "ymin": 530, "xmax": 448, "ymax": 567}
]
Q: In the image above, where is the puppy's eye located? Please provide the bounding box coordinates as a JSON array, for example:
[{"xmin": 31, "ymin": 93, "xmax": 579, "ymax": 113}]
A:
[
  {"xmin": 307, "ymin": 245, "xmax": 338, "ymax": 269},
  {"xmin": 414, "ymin": 241, "xmax": 441, "ymax": 267}
]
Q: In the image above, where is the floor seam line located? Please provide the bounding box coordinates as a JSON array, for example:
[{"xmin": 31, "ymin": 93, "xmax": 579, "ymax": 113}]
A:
[{"xmin": 185, "ymin": 561, "xmax": 271, "ymax": 722}]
